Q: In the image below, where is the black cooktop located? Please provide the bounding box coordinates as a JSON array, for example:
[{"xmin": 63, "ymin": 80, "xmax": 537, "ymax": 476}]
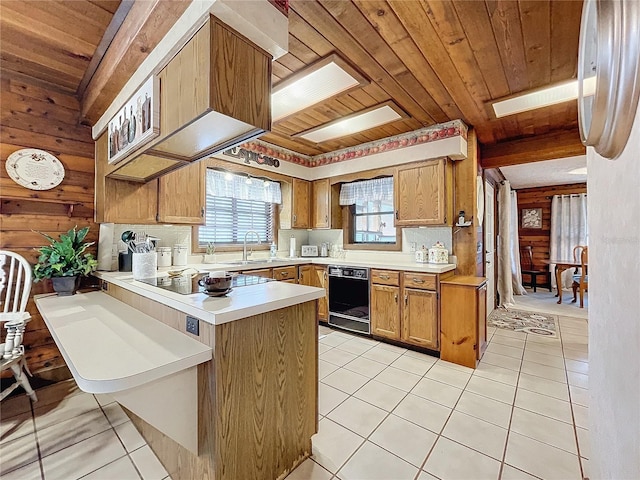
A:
[{"xmin": 138, "ymin": 273, "xmax": 272, "ymax": 295}]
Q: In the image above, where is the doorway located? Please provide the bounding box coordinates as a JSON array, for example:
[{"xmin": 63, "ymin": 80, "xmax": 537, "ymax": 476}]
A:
[{"xmin": 484, "ymin": 180, "xmax": 496, "ymax": 316}]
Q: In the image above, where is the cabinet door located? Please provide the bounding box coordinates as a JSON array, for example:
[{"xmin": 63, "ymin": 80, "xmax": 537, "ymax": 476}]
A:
[
  {"xmin": 371, "ymin": 284, "xmax": 401, "ymax": 340},
  {"xmin": 157, "ymin": 162, "xmax": 205, "ymax": 224},
  {"xmin": 292, "ymin": 178, "xmax": 311, "ymax": 228},
  {"xmin": 395, "ymin": 159, "xmax": 449, "ymax": 226},
  {"xmin": 313, "ymin": 266, "xmax": 328, "ymax": 321},
  {"xmin": 402, "ymin": 288, "xmax": 438, "ymax": 349},
  {"xmin": 312, "ymin": 179, "xmax": 330, "ymax": 229},
  {"xmin": 298, "ymin": 265, "xmax": 313, "ymax": 286}
]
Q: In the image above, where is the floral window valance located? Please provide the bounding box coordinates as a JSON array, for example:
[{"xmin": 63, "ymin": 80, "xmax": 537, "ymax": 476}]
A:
[{"xmin": 339, "ymin": 177, "xmax": 394, "ymax": 205}]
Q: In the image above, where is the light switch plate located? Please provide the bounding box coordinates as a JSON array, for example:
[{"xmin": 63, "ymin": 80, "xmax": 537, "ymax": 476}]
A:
[{"xmin": 186, "ymin": 316, "xmax": 199, "ymax": 336}]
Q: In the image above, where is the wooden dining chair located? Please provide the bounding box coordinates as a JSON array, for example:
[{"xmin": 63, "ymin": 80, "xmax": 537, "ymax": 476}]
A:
[
  {"xmin": 572, "ymin": 246, "xmax": 588, "ymax": 308},
  {"xmin": 0, "ymin": 250, "xmax": 38, "ymax": 402},
  {"xmin": 520, "ymin": 246, "xmax": 551, "ymax": 292},
  {"xmin": 573, "ymin": 245, "xmax": 587, "ymax": 274}
]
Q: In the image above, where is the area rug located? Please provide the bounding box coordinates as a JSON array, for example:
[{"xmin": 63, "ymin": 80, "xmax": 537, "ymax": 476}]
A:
[{"xmin": 488, "ymin": 308, "xmax": 559, "ymax": 338}]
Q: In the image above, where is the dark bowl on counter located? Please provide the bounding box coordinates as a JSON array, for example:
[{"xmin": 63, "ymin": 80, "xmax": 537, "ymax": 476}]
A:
[{"xmin": 198, "ymin": 274, "xmax": 233, "ymax": 292}]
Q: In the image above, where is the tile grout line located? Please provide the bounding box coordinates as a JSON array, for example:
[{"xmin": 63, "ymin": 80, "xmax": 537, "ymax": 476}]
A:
[
  {"xmin": 559, "ymin": 319, "xmax": 588, "ymax": 480},
  {"xmin": 28, "ymin": 396, "xmax": 46, "ymax": 480}
]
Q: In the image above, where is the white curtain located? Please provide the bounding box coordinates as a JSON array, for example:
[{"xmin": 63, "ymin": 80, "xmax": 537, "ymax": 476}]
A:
[
  {"xmin": 339, "ymin": 177, "xmax": 394, "ymax": 205},
  {"xmin": 497, "ymin": 181, "xmax": 514, "ymax": 306},
  {"xmin": 510, "ymin": 191, "xmax": 527, "ymax": 296},
  {"xmin": 550, "ymin": 194, "xmax": 588, "ymax": 289},
  {"xmin": 497, "ymin": 181, "xmax": 526, "ymax": 308},
  {"xmin": 206, "ymin": 169, "xmax": 282, "ymax": 204}
]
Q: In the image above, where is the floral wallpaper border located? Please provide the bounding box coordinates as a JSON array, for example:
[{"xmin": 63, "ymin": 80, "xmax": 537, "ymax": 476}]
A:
[{"xmin": 239, "ymin": 119, "xmax": 467, "ymax": 168}]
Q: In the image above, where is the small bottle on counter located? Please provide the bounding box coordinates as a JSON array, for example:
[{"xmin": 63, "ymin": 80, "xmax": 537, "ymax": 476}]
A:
[{"xmin": 270, "ymin": 241, "xmax": 277, "ymax": 258}]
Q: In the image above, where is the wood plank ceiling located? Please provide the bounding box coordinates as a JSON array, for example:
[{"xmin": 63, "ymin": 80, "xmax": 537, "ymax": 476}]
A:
[
  {"xmin": 0, "ymin": 0, "xmax": 584, "ymax": 156},
  {"xmin": 264, "ymin": 0, "xmax": 584, "ymax": 156},
  {"xmin": 0, "ymin": 0, "xmax": 121, "ymax": 93}
]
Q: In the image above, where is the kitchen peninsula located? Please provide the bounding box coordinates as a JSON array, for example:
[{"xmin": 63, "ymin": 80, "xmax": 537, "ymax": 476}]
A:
[{"xmin": 37, "ymin": 273, "xmax": 325, "ymax": 480}]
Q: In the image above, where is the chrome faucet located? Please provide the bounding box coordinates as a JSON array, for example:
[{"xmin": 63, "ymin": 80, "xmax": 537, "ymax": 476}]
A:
[{"xmin": 242, "ymin": 231, "xmax": 260, "ymax": 262}]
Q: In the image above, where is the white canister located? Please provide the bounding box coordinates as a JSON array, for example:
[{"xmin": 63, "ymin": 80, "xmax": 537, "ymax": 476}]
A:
[
  {"xmin": 173, "ymin": 244, "xmax": 187, "ymax": 266},
  {"xmin": 157, "ymin": 247, "xmax": 172, "ymax": 267},
  {"xmin": 428, "ymin": 242, "xmax": 449, "ymax": 264},
  {"xmin": 132, "ymin": 252, "xmax": 157, "ymax": 280}
]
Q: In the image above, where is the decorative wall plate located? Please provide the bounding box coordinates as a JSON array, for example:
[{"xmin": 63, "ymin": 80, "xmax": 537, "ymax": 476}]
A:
[{"xmin": 5, "ymin": 149, "xmax": 65, "ymax": 190}]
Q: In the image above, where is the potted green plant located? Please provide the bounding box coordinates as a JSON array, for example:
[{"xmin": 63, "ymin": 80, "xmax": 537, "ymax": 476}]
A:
[
  {"xmin": 203, "ymin": 242, "xmax": 216, "ymax": 264},
  {"xmin": 33, "ymin": 226, "xmax": 98, "ymax": 296}
]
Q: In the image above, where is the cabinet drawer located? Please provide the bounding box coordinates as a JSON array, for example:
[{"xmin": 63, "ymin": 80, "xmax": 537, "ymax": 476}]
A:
[
  {"xmin": 403, "ymin": 272, "xmax": 436, "ymax": 290},
  {"xmin": 273, "ymin": 266, "xmax": 297, "ymax": 281},
  {"xmin": 371, "ymin": 269, "xmax": 400, "ymax": 286},
  {"xmin": 242, "ymin": 268, "xmax": 273, "ymax": 279}
]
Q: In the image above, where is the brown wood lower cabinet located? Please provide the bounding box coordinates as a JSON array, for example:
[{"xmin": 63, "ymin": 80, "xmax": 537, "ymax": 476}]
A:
[
  {"xmin": 371, "ymin": 284, "xmax": 400, "ymax": 339},
  {"xmin": 370, "ymin": 269, "xmax": 440, "ymax": 350},
  {"xmin": 402, "ymin": 288, "xmax": 438, "ymax": 349},
  {"xmin": 298, "ymin": 264, "xmax": 328, "ymax": 321},
  {"xmin": 440, "ymin": 276, "xmax": 487, "ymax": 368}
]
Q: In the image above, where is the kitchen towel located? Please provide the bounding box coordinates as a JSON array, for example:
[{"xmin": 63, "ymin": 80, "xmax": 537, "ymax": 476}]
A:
[{"xmin": 97, "ymin": 223, "xmax": 115, "ymax": 271}]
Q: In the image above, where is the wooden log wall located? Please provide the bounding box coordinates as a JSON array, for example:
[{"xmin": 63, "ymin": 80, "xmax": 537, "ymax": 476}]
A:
[
  {"xmin": 516, "ymin": 183, "xmax": 587, "ymax": 288},
  {"xmin": 0, "ymin": 75, "xmax": 97, "ymax": 377}
]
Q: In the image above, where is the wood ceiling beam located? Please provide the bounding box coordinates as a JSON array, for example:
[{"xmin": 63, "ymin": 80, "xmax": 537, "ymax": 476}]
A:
[
  {"xmin": 480, "ymin": 128, "xmax": 586, "ymax": 169},
  {"xmin": 80, "ymin": 0, "xmax": 191, "ymax": 125}
]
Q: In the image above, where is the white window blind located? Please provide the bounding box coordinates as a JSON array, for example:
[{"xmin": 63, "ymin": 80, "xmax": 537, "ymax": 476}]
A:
[{"xmin": 199, "ymin": 170, "xmax": 279, "ymax": 245}]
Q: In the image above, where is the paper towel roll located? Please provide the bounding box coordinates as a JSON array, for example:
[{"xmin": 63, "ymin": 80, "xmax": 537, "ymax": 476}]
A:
[
  {"xmin": 289, "ymin": 236, "xmax": 296, "ymax": 258},
  {"xmin": 97, "ymin": 223, "xmax": 115, "ymax": 271}
]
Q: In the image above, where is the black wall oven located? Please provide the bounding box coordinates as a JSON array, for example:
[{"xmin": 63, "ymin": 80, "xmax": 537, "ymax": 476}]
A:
[{"xmin": 328, "ymin": 265, "xmax": 370, "ymax": 335}]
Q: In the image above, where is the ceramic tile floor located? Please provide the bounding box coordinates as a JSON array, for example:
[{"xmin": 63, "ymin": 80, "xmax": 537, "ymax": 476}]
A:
[
  {"xmin": 0, "ymin": 381, "xmax": 171, "ymax": 480},
  {"xmin": 306, "ymin": 313, "xmax": 589, "ymax": 480},
  {"xmin": 1, "ymin": 310, "xmax": 589, "ymax": 480}
]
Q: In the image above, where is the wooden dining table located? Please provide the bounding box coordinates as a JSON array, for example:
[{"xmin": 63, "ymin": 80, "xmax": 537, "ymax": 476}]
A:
[{"xmin": 543, "ymin": 259, "xmax": 587, "ymax": 304}]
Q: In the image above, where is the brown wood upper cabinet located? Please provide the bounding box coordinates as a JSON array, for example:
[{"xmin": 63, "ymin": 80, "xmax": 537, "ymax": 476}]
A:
[
  {"xmin": 107, "ymin": 15, "xmax": 271, "ymax": 183},
  {"xmin": 312, "ymin": 179, "xmax": 342, "ymax": 229},
  {"xmin": 96, "ymin": 133, "xmax": 205, "ymax": 225},
  {"xmin": 394, "ymin": 159, "xmax": 453, "ymax": 226},
  {"xmin": 157, "ymin": 162, "xmax": 205, "ymax": 224},
  {"xmin": 280, "ymin": 179, "xmax": 311, "ymax": 229}
]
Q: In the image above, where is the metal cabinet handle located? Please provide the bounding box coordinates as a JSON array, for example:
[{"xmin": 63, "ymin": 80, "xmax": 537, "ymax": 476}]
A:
[
  {"xmin": 404, "ymin": 294, "xmax": 408, "ymax": 306},
  {"xmin": 394, "ymin": 293, "xmax": 398, "ymax": 303},
  {"xmin": 325, "ymin": 214, "xmax": 328, "ymax": 223},
  {"xmin": 281, "ymin": 272, "xmax": 289, "ymax": 277},
  {"xmin": 395, "ymin": 210, "xmax": 399, "ymax": 220},
  {"xmin": 201, "ymin": 207, "xmax": 205, "ymax": 217},
  {"xmin": 412, "ymin": 278, "xmax": 425, "ymax": 283},
  {"xmin": 293, "ymin": 214, "xmax": 297, "ymax": 224},
  {"xmin": 379, "ymin": 274, "xmax": 390, "ymax": 280}
]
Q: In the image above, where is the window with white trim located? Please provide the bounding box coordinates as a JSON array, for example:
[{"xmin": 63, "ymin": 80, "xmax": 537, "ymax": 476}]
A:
[
  {"xmin": 198, "ymin": 169, "xmax": 281, "ymax": 247},
  {"xmin": 340, "ymin": 177, "xmax": 396, "ymax": 244}
]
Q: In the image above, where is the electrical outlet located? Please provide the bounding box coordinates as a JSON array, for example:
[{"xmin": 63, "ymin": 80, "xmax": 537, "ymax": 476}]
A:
[
  {"xmin": 410, "ymin": 242, "xmax": 417, "ymax": 253},
  {"xmin": 186, "ymin": 316, "xmax": 199, "ymax": 336}
]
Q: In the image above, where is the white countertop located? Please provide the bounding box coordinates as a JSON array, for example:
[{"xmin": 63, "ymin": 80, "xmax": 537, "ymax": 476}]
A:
[
  {"xmin": 35, "ymin": 292, "xmax": 212, "ymax": 394},
  {"xmin": 184, "ymin": 257, "xmax": 457, "ymax": 274},
  {"xmin": 94, "ymin": 270, "xmax": 326, "ymax": 325}
]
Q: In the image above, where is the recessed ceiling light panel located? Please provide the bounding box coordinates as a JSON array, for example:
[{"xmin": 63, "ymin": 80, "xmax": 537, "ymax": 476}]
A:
[
  {"xmin": 296, "ymin": 102, "xmax": 406, "ymax": 143},
  {"xmin": 492, "ymin": 78, "xmax": 596, "ymax": 118},
  {"xmin": 272, "ymin": 54, "xmax": 368, "ymax": 122}
]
